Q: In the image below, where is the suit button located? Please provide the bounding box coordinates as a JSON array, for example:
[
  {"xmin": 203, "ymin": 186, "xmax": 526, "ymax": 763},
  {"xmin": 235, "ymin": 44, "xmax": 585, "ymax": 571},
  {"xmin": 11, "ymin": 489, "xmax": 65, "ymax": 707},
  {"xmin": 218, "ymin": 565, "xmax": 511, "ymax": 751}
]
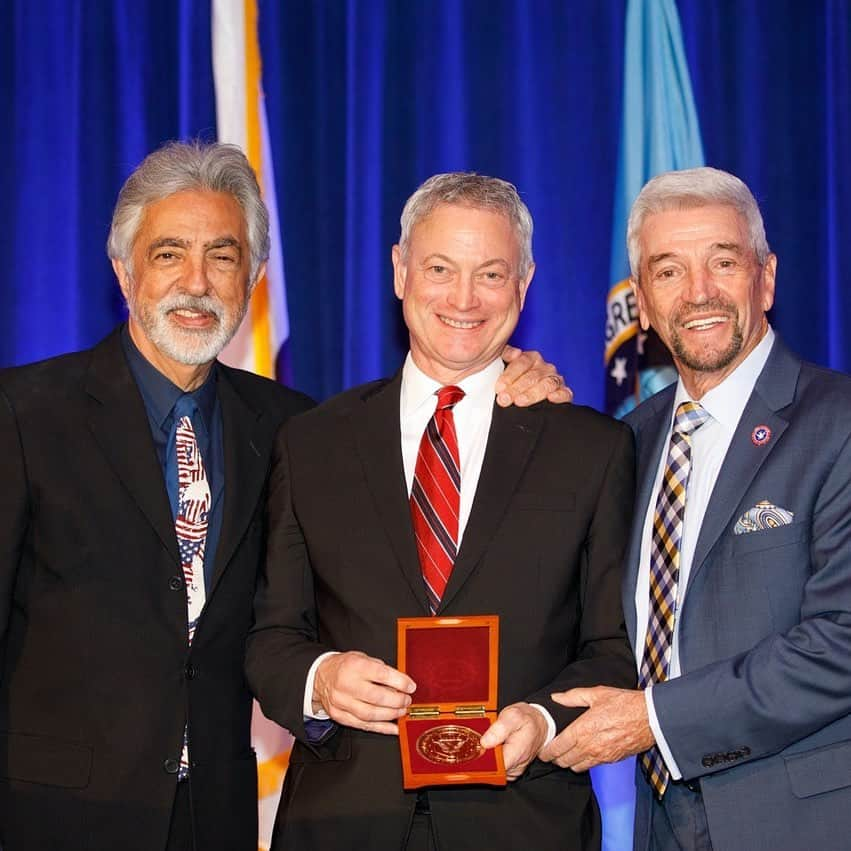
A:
[
  {"xmin": 185, "ymin": 664, "xmax": 197, "ymax": 680},
  {"xmin": 169, "ymin": 576, "xmax": 183, "ymax": 591},
  {"xmin": 701, "ymin": 756, "xmax": 713, "ymax": 768},
  {"xmin": 163, "ymin": 758, "xmax": 180, "ymax": 774}
]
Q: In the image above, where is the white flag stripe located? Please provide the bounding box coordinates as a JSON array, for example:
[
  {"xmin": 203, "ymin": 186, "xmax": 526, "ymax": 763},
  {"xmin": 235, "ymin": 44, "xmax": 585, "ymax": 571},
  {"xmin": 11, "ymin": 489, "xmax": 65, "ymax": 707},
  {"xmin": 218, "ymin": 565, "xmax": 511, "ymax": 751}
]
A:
[
  {"xmin": 259, "ymin": 101, "xmax": 290, "ymax": 344},
  {"xmin": 213, "ymin": 0, "xmax": 289, "ymax": 379},
  {"xmin": 211, "ymin": 5, "xmax": 293, "ymax": 848},
  {"xmin": 211, "ymin": 0, "xmax": 247, "ymax": 151}
]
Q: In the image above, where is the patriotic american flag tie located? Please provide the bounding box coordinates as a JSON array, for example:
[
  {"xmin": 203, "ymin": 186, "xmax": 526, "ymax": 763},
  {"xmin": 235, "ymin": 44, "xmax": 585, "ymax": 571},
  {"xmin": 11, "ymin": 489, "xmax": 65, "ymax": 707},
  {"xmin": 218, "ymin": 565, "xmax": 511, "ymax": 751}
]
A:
[
  {"xmin": 410, "ymin": 385, "xmax": 465, "ymax": 614},
  {"xmin": 170, "ymin": 397, "xmax": 211, "ymax": 779},
  {"xmin": 638, "ymin": 400, "xmax": 709, "ymax": 798}
]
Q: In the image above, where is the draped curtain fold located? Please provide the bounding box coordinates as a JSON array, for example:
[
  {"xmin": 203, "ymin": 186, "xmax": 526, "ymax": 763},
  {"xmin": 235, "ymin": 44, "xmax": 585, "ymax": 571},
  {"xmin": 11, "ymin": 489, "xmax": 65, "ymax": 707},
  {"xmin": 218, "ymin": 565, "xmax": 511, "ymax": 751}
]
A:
[
  {"xmin": 2, "ymin": 0, "xmax": 848, "ymax": 410},
  {"xmin": 1, "ymin": 4, "xmax": 849, "ymax": 849}
]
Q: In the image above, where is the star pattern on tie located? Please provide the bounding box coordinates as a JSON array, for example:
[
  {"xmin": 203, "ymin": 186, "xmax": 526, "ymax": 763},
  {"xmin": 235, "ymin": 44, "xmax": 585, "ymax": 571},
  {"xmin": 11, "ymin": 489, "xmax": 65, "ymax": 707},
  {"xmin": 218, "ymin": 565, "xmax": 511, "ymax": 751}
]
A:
[
  {"xmin": 175, "ymin": 416, "xmax": 211, "ymax": 645},
  {"xmin": 171, "ymin": 400, "xmax": 211, "ymax": 780},
  {"xmin": 410, "ymin": 385, "xmax": 464, "ymax": 614},
  {"xmin": 639, "ymin": 400, "xmax": 709, "ymax": 798}
]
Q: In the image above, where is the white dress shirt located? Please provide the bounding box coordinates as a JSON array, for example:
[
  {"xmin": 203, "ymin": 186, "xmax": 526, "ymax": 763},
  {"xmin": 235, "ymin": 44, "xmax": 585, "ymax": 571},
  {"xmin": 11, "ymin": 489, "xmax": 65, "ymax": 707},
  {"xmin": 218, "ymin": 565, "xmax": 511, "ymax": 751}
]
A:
[
  {"xmin": 305, "ymin": 355, "xmax": 556, "ymax": 743},
  {"xmin": 637, "ymin": 328, "xmax": 775, "ymax": 777},
  {"xmin": 399, "ymin": 353, "xmax": 503, "ymax": 539}
]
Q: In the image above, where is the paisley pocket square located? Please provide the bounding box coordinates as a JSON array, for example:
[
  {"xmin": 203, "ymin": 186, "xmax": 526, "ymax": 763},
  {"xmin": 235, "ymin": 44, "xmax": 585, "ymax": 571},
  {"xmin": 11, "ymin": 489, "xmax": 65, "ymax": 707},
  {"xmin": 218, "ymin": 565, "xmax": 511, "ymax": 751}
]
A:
[{"xmin": 733, "ymin": 500, "xmax": 795, "ymax": 535}]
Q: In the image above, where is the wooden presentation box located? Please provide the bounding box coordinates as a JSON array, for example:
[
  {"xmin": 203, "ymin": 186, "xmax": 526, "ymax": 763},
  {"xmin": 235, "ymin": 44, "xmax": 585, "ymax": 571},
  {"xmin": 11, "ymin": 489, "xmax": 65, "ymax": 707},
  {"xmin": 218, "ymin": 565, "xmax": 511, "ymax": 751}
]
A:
[{"xmin": 397, "ymin": 614, "xmax": 506, "ymax": 789}]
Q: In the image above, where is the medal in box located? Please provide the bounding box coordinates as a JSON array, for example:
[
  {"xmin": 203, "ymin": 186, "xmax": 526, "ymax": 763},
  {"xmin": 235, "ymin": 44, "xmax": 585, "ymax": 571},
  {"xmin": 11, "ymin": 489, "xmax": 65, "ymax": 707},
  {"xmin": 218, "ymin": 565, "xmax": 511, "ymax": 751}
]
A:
[{"xmin": 397, "ymin": 614, "xmax": 506, "ymax": 789}]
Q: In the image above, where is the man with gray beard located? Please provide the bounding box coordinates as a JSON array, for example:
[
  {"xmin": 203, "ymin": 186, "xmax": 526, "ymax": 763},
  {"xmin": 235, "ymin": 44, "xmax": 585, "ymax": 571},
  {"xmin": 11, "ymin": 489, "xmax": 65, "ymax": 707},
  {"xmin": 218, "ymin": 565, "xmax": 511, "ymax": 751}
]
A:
[
  {"xmin": 0, "ymin": 141, "xmax": 314, "ymax": 851},
  {"xmin": 0, "ymin": 141, "xmax": 567, "ymax": 851}
]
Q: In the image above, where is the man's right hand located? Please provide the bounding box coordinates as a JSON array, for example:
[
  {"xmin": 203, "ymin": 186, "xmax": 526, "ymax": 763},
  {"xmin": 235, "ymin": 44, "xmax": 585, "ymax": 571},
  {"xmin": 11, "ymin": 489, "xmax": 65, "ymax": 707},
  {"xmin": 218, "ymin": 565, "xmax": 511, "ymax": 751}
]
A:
[{"xmin": 313, "ymin": 651, "xmax": 416, "ymax": 735}]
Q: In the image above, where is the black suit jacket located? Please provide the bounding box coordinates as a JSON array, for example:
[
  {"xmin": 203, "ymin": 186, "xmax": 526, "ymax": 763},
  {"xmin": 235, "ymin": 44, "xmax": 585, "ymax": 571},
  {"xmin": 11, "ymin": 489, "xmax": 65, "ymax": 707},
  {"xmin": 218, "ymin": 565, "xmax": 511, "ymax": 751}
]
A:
[
  {"xmin": 246, "ymin": 370, "xmax": 636, "ymax": 851},
  {"xmin": 0, "ymin": 328, "xmax": 313, "ymax": 851}
]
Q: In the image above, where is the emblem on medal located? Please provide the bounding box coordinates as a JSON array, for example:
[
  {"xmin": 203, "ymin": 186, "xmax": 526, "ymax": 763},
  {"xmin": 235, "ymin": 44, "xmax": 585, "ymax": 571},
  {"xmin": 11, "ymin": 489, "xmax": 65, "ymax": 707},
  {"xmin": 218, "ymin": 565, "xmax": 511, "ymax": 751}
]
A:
[{"xmin": 416, "ymin": 725, "xmax": 484, "ymax": 765}]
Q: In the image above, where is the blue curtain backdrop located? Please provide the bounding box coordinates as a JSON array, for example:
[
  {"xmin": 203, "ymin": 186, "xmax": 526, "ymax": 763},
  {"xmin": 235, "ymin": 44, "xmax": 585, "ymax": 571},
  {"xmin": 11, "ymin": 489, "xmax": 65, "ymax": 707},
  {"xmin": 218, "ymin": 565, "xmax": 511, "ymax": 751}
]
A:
[
  {"xmin": 4, "ymin": 1, "xmax": 848, "ymax": 408},
  {"xmin": 1, "ymin": 3, "xmax": 849, "ymax": 849}
]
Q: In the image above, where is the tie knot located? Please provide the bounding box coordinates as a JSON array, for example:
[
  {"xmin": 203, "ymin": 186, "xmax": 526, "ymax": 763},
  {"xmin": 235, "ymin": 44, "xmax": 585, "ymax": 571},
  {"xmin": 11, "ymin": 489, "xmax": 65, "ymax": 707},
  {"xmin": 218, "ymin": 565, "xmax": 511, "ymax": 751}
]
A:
[
  {"xmin": 674, "ymin": 401, "xmax": 709, "ymax": 436},
  {"xmin": 173, "ymin": 394, "xmax": 199, "ymax": 423},
  {"xmin": 435, "ymin": 385, "xmax": 465, "ymax": 411}
]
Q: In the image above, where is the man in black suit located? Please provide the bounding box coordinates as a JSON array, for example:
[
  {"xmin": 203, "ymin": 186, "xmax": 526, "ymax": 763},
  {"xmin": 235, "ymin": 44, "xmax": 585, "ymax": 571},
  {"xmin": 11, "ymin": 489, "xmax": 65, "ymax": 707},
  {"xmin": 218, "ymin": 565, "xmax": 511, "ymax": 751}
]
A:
[
  {"xmin": 0, "ymin": 144, "xmax": 568, "ymax": 851},
  {"xmin": 246, "ymin": 172, "xmax": 636, "ymax": 850},
  {"xmin": 0, "ymin": 141, "xmax": 314, "ymax": 850}
]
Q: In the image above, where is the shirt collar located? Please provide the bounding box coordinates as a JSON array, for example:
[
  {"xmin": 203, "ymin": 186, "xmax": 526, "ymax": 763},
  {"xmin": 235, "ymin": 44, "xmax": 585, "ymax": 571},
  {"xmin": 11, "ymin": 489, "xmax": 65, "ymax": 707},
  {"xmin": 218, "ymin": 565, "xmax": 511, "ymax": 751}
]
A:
[
  {"xmin": 673, "ymin": 326, "xmax": 775, "ymax": 432},
  {"xmin": 121, "ymin": 324, "xmax": 218, "ymax": 435},
  {"xmin": 400, "ymin": 353, "xmax": 505, "ymax": 419}
]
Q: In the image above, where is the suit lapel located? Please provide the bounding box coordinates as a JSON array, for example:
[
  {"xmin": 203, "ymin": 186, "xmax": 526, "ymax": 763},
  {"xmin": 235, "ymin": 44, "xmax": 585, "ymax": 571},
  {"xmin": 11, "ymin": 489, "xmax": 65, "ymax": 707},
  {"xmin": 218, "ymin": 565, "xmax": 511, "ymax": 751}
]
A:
[
  {"xmin": 352, "ymin": 374, "xmax": 430, "ymax": 612},
  {"xmin": 84, "ymin": 331, "xmax": 180, "ymax": 567},
  {"xmin": 687, "ymin": 339, "xmax": 799, "ymax": 589},
  {"xmin": 207, "ymin": 367, "xmax": 269, "ymax": 596},
  {"xmin": 439, "ymin": 403, "xmax": 542, "ymax": 612}
]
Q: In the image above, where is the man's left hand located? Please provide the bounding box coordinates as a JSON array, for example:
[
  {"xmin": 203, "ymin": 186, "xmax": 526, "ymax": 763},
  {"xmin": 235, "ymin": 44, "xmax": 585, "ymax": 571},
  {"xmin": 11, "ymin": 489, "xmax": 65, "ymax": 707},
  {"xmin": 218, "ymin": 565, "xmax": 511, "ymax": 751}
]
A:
[
  {"xmin": 480, "ymin": 702, "xmax": 549, "ymax": 780},
  {"xmin": 496, "ymin": 346, "xmax": 573, "ymax": 407},
  {"xmin": 538, "ymin": 687, "xmax": 654, "ymax": 772}
]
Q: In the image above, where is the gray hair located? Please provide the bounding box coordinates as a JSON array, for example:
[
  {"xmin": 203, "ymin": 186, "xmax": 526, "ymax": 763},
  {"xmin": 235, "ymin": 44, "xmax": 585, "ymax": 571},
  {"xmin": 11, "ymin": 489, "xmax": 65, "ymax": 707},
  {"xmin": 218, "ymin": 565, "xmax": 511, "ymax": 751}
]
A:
[
  {"xmin": 107, "ymin": 140, "xmax": 270, "ymax": 285},
  {"xmin": 398, "ymin": 172, "xmax": 534, "ymax": 278},
  {"xmin": 627, "ymin": 166, "xmax": 770, "ymax": 278}
]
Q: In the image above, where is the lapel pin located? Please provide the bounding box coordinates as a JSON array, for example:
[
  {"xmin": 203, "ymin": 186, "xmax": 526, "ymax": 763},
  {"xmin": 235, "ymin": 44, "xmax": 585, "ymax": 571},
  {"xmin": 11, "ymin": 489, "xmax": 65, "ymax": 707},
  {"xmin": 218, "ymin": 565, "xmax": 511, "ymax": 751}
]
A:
[{"xmin": 751, "ymin": 425, "xmax": 772, "ymax": 446}]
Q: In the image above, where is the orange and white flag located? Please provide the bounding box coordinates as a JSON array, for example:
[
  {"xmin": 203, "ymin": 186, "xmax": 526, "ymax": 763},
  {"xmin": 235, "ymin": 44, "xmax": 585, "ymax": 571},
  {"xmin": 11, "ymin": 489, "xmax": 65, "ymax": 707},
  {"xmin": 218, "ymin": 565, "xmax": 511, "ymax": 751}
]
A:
[
  {"xmin": 212, "ymin": 4, "xmax": 293, "ymax": 849},
  {"xmin": 213, "ymin": 0, "xmax": 290, "ymax": 380}
]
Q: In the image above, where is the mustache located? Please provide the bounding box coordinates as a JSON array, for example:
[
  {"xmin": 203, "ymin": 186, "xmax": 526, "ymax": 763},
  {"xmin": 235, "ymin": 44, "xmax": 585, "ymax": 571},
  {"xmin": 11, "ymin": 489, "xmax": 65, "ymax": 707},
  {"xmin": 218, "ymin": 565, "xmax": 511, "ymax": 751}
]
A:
[
  {"xmin": 672, "ymin": 298, "xmax": 738, "ymax": 326},
  {"xmin": 157, "ymin": 293, "xmax": 224, "ymax": 321}
]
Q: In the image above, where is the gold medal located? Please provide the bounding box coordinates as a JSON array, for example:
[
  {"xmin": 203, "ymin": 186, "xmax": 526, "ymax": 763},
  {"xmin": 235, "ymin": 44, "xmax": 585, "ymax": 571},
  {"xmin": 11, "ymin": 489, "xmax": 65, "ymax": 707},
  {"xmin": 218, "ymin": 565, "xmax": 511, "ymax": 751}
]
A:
[{"xmin": 416, "ymin": 725, "xmax": 484, "ymax": 765}]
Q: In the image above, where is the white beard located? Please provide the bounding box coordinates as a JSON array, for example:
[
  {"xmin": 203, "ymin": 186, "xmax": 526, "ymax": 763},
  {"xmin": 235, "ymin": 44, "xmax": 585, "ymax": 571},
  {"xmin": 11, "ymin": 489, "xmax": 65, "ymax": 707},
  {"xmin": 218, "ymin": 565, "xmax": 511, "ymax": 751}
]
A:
[{"xmin": 128, "ymin": 291, "xmax": 247, "ymax": 365}]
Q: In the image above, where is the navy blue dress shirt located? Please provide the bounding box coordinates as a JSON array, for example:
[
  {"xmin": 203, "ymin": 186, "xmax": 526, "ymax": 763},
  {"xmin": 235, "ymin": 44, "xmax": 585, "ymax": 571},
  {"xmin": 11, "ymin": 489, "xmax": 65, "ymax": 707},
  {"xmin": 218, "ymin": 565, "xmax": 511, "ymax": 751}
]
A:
[{"xmin": 122, "ymin": 326, "xmax": 225, "ymax": 590}]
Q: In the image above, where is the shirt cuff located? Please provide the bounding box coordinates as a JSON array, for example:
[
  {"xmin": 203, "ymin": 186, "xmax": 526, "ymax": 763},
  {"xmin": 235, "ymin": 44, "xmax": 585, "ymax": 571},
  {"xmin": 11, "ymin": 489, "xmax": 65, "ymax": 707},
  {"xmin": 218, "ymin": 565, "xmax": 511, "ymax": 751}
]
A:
[
  {"xmin": 303, "ymin": 651, "xmax": 339, "ymax": 719},
  {"xmin": 645, "ymin": 685, "xmax": 682, "ymax": 780},
  {"xmin": 528, "ymin": 703, "xmax": 557, "ymax": 747}
]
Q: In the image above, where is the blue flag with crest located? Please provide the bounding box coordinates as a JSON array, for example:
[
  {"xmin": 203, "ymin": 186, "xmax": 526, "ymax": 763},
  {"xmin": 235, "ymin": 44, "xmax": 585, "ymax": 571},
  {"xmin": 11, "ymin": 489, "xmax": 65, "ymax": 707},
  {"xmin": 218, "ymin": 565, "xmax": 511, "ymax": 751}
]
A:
[
  {"xmin": 597, "ymin": 2, "xmax": 704, "ymax": 849},
  {"xmin": 604, "ymin": 0, "xmax": 704, "ymax": 419}
]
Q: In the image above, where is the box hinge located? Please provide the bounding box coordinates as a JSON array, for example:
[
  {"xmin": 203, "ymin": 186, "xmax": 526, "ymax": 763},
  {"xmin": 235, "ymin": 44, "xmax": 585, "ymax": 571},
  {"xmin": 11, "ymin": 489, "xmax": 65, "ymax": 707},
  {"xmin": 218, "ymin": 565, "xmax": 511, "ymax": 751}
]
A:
[
  {"xmin": 409, "ymin": 706, "xmax": 440, "ymax": 719},
  {"xmin": 455, "ymin": 705, "xmax": 486, "ymax": 717}
]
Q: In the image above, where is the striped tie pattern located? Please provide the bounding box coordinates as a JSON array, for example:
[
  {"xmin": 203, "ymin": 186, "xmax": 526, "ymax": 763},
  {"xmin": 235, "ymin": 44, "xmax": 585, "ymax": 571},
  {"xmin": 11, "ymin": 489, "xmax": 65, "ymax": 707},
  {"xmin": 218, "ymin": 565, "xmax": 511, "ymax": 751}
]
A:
[
  {"xmin": 410, "ymin": 385, "xmax": 465, "ymax": 614},
  {"xmin": 639, "ymin": 400, "xmax": 709, "ymax": 798},
  {"xmin": 171, "ymin": 399, "xmax": 211, "ymax": 779}
]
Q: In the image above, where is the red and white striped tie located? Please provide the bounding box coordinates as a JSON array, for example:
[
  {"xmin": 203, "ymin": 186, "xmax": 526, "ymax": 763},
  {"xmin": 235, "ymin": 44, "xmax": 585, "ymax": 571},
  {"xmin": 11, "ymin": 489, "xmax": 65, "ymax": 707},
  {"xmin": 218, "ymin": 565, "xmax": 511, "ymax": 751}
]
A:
[{"xmin": 410, "ymin": 385, "xmax": 465, "ymax": 614}]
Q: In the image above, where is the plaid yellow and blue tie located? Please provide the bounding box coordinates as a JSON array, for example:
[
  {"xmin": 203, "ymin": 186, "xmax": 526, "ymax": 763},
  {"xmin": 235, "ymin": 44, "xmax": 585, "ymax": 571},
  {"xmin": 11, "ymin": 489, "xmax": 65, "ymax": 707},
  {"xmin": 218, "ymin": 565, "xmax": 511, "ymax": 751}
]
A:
[{"xmin": 639, "ymin": 400, "xmax": 709, "ymax": 798}]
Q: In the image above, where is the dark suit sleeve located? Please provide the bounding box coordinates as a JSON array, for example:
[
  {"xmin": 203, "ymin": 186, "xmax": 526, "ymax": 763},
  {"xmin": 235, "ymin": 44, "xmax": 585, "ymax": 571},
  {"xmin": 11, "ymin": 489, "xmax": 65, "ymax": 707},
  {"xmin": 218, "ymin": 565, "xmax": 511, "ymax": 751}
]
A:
[
  {"xmin": 245, "ymin": 421, "xmax": 333, "ymax": 741},
  {"xmin": 655, "ymin": 429, "xmax": 851, "ymax": 779},
  {"xmin": 526, "ymin": 419, "xmax": 637, "ymax": 730},
  {"xmin": 0, "ymin": 385, "xmax": 28, "ymax": 655}
]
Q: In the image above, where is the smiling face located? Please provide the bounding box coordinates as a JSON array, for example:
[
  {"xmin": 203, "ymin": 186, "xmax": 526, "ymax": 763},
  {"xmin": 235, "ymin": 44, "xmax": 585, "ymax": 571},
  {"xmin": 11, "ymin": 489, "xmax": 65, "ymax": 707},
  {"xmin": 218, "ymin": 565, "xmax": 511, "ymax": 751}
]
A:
[
  {"xmin": 391, "ymin": 203, "xmax": 534, "ymax": 384},
  {"xmin": 632, "ymin": 204, "xmax": 776, "ymax": 398},
  {"xmin": 112, "ymin": 189, "xmax": 259, "ymax": 389}
]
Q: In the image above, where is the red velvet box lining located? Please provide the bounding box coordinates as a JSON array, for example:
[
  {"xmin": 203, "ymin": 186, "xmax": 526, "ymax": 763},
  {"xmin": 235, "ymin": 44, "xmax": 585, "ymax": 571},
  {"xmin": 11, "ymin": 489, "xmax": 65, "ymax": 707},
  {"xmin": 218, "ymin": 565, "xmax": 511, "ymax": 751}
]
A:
[
  {"xmin": 406, "ymin": 625, "xmax": 490, "ymax": 705},
  {"xmin": 403, "ymin": 716, "xmax": 498, "ymax": 775}
]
